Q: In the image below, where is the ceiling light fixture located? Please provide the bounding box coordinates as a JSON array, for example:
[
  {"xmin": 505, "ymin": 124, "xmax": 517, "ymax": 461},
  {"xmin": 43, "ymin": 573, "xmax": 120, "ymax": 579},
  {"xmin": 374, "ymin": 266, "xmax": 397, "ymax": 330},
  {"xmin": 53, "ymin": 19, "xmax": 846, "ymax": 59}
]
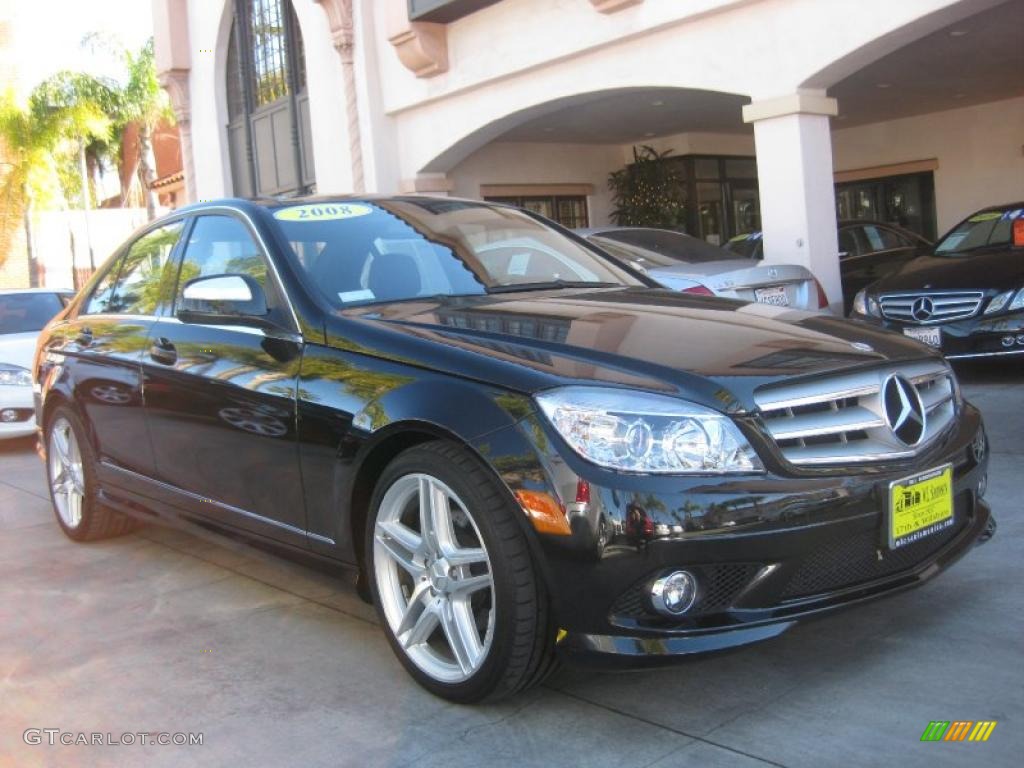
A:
[
  {"xmin": 651, "ymin": 100, "xmax": 665, "ymax": 106},
  {"xmin": 876, "ymin": 83, "xmax": 892, "ymax": 89},
  {"xmin": 644, "ymin": 132, "xmax": 656, "ymax": 137},
  {"xmin": 949, "ymin": 28, "xmax": 969, "ymax": 37}
]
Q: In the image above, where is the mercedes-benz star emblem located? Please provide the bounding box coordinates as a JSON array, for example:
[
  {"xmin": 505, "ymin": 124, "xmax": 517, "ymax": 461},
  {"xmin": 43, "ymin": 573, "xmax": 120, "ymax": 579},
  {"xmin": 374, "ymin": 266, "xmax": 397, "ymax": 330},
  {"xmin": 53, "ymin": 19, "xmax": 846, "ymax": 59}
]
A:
[
  {"xmin": 911, "ymin": 297, "xmax": 935, "ymax": 322},
  {"xmin": 883, "ymin": 375, "xmax": 926, "ymax": 446}
]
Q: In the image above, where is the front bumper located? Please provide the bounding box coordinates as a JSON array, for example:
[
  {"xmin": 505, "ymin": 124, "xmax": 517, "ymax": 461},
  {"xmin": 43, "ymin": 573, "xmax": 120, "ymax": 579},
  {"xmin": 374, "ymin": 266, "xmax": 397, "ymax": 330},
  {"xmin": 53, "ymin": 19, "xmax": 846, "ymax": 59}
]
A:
[
  {"xmin": 0, "ymin": 385, "xmax": 36, "ymax": 439},
  {"xmin": 856, "ymin": 310, "xmax": 1024, "ymax": 359},
  {"xmin": 485, "ymin": 401, "xmax": 991, "ymax": 663}
]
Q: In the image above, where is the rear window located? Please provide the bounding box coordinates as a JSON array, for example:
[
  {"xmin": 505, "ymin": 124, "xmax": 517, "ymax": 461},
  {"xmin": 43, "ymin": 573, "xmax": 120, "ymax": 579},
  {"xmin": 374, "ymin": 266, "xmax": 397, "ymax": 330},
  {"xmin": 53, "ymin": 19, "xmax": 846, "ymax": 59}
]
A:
[
  {"xmin": 596, "ymin": 229, "xmax": 735, "ymax": 264},
  {"xmin": 935, "ymin": 208, "xmax": 1023, "ymax": 255},
  {"xmin": 725, "ymin": 233, "xmax": 761, "ymax": 259},
  {"xmin": 0, "ymin": 293, "xmax": 63, "ymax": 334}
]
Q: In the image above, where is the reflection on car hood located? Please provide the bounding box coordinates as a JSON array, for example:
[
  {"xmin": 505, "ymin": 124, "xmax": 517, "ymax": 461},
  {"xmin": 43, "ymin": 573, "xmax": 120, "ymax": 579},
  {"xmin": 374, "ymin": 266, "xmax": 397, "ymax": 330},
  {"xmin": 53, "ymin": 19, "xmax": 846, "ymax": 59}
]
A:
[
  {"xmin": 0, "ymin": 332, "xmax": 38, "ymax": 370},
  {"xmin": 335, "ymin": 287, "xmax": 934, "ymax": 412},
  {"xmin": 867, "ymin": 249, "xmax": 1022, "ymax": 294}
]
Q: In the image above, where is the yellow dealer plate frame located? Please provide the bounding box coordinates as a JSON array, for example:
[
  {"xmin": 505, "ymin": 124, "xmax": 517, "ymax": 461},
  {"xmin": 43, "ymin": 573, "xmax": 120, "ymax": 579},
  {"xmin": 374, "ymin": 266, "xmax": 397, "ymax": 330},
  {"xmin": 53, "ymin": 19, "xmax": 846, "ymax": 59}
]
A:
[{"xmin": 888, "ymin": 464, "xmax": 954, "ymax": 549}]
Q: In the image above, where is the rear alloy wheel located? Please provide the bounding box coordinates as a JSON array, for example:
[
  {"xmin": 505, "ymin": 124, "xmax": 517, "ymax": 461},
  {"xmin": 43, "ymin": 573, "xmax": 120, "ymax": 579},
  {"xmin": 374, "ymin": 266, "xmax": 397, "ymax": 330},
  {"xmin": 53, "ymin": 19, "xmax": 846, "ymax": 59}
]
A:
[
  {"xmin": 367, "ymin": 442, "xmax": 558, "ymax": 702},
  {"xmin": 45, "ymin": 406, "xmax": 139, "ymax": 541}
]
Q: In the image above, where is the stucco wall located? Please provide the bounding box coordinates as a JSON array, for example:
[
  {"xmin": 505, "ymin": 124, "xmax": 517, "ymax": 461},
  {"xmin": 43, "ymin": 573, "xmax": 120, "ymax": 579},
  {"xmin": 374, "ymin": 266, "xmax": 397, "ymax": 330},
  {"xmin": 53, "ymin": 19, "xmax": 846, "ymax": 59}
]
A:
[
  {"xmin": 832, "ymin": 96, "xmax": 1024, "ymax": 233},
  {"xmin": 449, "ymin": 142, "xmax": 623, "ymax": 226}
]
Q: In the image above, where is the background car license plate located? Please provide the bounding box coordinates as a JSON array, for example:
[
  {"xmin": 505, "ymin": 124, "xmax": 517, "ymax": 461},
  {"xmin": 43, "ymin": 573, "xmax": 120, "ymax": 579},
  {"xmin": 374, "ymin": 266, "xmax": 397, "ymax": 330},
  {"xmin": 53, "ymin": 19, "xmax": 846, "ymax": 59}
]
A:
[
  {"xmin": 754, "ymin": 285, "xmax": 789, "ymax": 306},
  {"xmin": 888, "ymin": 464, "xmax": 953, "ymax": 549},
  {"xmin": 903, "ymin": 326, "xmax": 941, "ymax": 347}
]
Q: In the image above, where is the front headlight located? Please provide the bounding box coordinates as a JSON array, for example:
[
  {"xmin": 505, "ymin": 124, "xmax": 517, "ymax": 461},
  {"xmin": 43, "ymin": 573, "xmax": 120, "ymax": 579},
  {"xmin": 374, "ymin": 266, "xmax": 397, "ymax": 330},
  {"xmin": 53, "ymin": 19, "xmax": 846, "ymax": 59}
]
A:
[
  {"xmin": 0, "ymin": 365, "xmax": 32, "ymax": 387},
  {"xmin": 852, "ymin": 289, "xmax": 879, "ymax": 317},
  {"xmin": 535, "ymin": 387, "xmax": 763, "ymax": 474},
  {"xmin": 984, "ymin": 288, "xmax": 1024, "ymax": 314}
]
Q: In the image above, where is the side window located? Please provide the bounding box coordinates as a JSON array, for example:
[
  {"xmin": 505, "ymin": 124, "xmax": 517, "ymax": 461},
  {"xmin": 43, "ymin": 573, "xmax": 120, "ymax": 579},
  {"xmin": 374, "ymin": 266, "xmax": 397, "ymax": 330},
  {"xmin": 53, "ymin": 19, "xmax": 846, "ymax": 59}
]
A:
[
  {"xmin": 862, "ymin": 225, "xmax": 903, "ymax": 253},
  {"xmin": 174, "ymin": 215, "xmax": 285, "ymax": 319},
  {"xmin": 838, "ymin": 228, "xmax": 861, "ymax": 259},
  {"xmin": 107, "ymin": 221, "xmax": 185, "ymax": 315},
  {"xmin": 84, "ymin": 256, "xmax": 125, "ymax": 315}
]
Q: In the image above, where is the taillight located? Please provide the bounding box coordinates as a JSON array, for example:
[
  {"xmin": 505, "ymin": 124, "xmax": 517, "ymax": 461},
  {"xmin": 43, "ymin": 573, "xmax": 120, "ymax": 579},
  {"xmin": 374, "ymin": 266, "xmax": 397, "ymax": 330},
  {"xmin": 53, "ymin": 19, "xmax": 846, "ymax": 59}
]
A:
[
  {"xmin": 575, "ymin": 479, "xmax": 591, "ymax": 504},
  {"xmin": 1013, "ymin": 218, "xmax": 1024, "ymax": 247},
  {"xmin": 813, "ymin": 278, "xmax": 829, "ymax": 309},
  {"xmin": 681, "ymin": 284, "xmax": 713, "ymax": 296}
]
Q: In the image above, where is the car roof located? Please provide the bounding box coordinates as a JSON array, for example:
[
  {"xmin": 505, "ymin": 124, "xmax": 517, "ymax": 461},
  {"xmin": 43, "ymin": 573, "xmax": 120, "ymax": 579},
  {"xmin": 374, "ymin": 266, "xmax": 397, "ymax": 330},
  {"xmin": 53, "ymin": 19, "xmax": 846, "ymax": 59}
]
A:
[
  {"xmin": 0, "ymin": 288, "xmax": 73, "ymax": 295},
  {"xmin": 174, "ymin": 194, "xmax": 494, "ymax": 215}
]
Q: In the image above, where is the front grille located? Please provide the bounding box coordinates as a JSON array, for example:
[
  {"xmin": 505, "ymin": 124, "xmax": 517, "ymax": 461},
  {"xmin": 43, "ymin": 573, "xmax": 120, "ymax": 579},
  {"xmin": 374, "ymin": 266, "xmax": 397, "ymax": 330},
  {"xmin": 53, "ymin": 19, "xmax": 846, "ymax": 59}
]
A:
[
  {"xmin": 755, "ymin": 360, "xmax": 956, "ymax": 465},
  {"xmin": 879, "ymin": 292, "xmax": 984, "ymax": 324},
  {"xmin": 781, "ymin": 513, "xmax": 967, "ymax": 599},
  {"xmin": 610, "ymin": 563, "xmax": 760, "ymax": 619}
]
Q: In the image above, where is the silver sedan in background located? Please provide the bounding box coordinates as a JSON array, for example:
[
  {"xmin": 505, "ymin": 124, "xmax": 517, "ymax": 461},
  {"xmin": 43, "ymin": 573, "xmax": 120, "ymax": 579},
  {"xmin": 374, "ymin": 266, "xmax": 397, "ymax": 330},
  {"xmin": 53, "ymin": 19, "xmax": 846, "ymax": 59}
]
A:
[{"xmin": 579, "ymin": 227, "xmax": 830, "ymax": 311}]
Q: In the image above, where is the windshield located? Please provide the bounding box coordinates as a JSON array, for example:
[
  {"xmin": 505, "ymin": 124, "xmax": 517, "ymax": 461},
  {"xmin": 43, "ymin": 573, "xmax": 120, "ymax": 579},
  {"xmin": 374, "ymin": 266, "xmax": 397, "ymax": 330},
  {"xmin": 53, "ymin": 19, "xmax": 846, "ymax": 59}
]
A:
[
  {"xmin": 934, "ymin": 208, "xmax": 1023, "ymax": 255},
  {"xmin": 273, "ymin": 199, "xmax": 641, "ymax": 307},
  {"xmin": 0, "ymin": 292, "xmax": 63, "ymax": 334},
  {"xmin": 592, "ymin": 229, "xmax": 734, "ymax": 264}
]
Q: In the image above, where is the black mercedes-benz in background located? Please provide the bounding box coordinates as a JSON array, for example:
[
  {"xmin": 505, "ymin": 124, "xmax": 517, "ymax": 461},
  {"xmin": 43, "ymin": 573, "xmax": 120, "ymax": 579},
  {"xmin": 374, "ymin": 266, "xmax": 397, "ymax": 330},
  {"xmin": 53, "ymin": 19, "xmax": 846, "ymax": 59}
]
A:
[
  {"xmin": 33, "ymin": 197, "xmax": 993, "ymax": 702},
  {"xmin": 851, "ymin": 202, "xmax": 1024, "ymax": 359}
]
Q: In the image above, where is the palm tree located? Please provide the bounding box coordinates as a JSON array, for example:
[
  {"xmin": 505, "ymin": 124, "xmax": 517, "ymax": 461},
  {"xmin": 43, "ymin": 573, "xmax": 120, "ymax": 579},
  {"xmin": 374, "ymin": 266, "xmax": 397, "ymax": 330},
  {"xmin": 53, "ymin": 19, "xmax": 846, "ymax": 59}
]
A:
[
  {"xmin": 118, "ymin": 39, "xmax": 174, "ymax": 221},
  {"xmin": 0, "ymin": 88, "xmax": 108, "ymax": 278}
]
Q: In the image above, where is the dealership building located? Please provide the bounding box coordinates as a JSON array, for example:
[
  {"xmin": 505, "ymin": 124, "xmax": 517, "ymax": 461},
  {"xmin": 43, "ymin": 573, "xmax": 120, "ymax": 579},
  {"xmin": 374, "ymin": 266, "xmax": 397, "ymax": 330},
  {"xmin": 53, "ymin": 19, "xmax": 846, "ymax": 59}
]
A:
[{"xmin": 152, "ymin": 0, "xmax": 1024, "ymax": 306}]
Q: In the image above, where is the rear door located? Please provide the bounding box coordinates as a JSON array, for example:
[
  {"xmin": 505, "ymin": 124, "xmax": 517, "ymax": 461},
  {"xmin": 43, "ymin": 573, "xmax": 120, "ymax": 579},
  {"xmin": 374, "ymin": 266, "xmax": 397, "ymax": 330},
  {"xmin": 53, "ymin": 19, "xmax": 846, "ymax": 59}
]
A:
[
  {"xmin": 49, "ymin": 220, "xmax": 185, "ymax": 481},
  {"xmin": 141, "ymin": 213, "xmax": 307, "ymax": 545}
]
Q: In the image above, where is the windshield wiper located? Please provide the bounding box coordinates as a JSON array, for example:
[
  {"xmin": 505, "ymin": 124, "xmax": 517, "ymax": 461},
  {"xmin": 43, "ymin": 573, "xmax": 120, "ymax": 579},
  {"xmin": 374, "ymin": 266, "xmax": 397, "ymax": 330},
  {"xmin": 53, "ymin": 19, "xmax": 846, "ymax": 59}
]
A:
[{"xmin": 488, "ymin": 280, "xmax": 621, "ymax": 294}]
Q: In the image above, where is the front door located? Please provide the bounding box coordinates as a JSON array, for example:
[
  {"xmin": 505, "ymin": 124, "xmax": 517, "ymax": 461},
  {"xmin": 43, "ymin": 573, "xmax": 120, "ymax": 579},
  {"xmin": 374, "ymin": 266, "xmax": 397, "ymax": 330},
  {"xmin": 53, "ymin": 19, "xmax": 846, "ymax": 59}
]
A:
[{"xmin": 141, "ymin": 213, "xmax": 307, "ymax": 544}]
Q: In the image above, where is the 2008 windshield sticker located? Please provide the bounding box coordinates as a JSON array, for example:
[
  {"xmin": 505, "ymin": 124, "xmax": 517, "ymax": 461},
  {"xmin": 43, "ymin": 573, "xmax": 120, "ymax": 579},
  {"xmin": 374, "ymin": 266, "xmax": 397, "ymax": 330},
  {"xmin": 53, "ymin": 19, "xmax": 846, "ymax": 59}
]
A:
[{"xmin": 274, "ymin": 203, "xmax": 373, "ymax": 222}]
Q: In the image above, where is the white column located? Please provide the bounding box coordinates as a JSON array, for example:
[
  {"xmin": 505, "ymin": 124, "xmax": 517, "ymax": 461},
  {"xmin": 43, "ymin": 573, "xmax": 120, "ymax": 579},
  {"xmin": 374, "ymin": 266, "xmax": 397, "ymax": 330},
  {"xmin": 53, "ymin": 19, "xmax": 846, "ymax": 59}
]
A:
[{"xmin": 744, "ymin": 92, "xmax": 841, "ymax": 310}]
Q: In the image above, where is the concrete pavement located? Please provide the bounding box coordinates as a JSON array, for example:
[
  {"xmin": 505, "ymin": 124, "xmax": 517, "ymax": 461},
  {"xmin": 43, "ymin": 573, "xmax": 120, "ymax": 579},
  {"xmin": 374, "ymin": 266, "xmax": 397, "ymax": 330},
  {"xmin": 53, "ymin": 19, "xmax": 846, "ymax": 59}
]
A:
[{"xmin": 0, "ymin": 360, "xmax": 1021, "ymax": 767}]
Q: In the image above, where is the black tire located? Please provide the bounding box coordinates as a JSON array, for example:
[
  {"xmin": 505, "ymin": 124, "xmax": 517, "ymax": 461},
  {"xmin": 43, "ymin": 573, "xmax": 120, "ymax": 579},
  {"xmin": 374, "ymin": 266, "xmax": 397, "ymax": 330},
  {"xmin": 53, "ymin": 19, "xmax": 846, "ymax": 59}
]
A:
[
  {"xmin": 365, "ymin": 440, "xmax": 559, "ymax": 703},
  {"xmin": 45, "ymin": 405, "xmax": 140, "ymax": 542}
]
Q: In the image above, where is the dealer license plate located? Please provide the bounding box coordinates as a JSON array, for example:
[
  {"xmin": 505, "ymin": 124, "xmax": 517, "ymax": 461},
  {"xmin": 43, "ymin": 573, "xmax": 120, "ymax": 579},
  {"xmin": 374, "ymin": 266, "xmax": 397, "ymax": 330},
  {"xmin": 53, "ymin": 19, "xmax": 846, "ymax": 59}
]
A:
[
  {"xmin": 754, "ymin": 285, "xmax": 789, "ymax": 306},
  {"xmin": 888, "ymin": 464, "xmax": 953, "ymax": 549},
  {"xmin": 903, "ymin": 326, "xmax": 941, "ymax": 348}
]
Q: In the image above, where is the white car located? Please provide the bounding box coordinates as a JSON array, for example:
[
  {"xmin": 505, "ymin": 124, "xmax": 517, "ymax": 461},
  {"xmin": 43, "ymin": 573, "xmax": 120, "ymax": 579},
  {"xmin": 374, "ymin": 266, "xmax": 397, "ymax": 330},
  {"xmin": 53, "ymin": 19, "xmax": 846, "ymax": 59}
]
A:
[
  {"xmin": 0, "ymin": 288, "xmax": 73, "ymax": 439},
  {"xmin": 579, "ymin": 227, "xmax": 830, "ymax": 311}
]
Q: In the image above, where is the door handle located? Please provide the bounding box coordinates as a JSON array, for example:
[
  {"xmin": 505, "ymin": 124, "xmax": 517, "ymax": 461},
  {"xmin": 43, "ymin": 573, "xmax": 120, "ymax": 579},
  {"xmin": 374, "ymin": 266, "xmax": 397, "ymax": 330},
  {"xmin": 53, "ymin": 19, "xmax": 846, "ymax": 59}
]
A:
[{"xmin": 149, "ymin": 337, "xmax": 178, "ymax": 366}]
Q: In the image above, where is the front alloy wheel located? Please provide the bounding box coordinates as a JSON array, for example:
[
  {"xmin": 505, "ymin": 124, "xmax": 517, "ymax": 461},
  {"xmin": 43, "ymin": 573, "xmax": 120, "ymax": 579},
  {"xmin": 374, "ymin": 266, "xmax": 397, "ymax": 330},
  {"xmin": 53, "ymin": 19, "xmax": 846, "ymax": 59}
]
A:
[
  {"xmin": 367, "ymin": 442, "xmax": 558, "ymax": 702},
  {"xmin": 374, "ymin": 473, "xmax": 495, "ymax": 683}
]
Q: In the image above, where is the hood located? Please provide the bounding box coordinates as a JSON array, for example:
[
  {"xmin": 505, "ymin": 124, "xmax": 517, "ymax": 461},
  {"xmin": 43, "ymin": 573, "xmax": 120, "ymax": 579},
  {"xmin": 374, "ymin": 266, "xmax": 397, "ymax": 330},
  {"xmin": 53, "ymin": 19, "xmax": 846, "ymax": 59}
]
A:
[
  {"xmin": 867, "ymin": 248, "xmax": 1023, "ymax": 294},
  {"xmin": 329, "ymin": 287, "xmax": 935, "ymax": 413},
  {"xmin": 0, "ymin": 332, "xmax": 39, "ymax": 371}
]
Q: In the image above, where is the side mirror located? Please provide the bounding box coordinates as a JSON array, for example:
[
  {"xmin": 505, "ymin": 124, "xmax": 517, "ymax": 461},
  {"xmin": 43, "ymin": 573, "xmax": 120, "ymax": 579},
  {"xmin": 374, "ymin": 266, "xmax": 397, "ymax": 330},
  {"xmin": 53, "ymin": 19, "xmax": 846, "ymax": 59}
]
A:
[
  {"xmin": 178, "ymin": 274, "xmax": 269, "ymax": 326},
  {"xmin": 838, "ymin": 250, "xmax": 850, "ymax": 259}
]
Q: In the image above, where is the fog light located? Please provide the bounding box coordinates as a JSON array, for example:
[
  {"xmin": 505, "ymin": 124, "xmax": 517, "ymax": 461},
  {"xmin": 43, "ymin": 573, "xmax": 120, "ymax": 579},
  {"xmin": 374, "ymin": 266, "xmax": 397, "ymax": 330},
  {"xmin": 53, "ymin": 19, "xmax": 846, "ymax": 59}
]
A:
[
  {"xmin": 651, "ymin": 570, "xmax": 697, "ymax": 616},
  {"xmin": 1001, "ymin": 335, "xmax": 1015, "ymax": 347},
  {"xmin": 1, "ymin": 409, "xmax": 17, "ymax": 423}
]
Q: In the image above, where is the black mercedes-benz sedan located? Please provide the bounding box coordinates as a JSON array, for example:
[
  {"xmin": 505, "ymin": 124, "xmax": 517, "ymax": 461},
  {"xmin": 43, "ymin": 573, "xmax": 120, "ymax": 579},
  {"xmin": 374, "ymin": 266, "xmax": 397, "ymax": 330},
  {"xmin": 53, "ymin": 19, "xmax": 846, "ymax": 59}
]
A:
[
  {"xmin": 33, "ymin": 196, "xmax": 993, "ymax": 702},
  {"xmin": 850, "ymin": 202, "xmax": 1024, "ymax": 359}
]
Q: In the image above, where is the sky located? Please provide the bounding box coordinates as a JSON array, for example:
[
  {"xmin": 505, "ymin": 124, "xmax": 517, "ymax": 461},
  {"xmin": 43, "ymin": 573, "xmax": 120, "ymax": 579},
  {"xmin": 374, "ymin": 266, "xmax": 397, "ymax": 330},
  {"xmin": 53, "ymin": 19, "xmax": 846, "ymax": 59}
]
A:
[{"xmin": 6, "ymin": 0, "xmax": 155, "ymax": 92}]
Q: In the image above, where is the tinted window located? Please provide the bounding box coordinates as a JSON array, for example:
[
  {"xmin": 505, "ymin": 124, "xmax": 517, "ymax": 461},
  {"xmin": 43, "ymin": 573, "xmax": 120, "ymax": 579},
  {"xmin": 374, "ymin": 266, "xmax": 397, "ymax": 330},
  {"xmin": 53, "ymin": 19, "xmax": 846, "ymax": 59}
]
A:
[
  {"xmin": 862, "ymin": 225, "xmax": 904, "ymax": 252},
  {"xmin": 106, "ymin": 221, "xmax": 185, "ymax": 315},
  {"xmin": 274, "ymin": 200, "xmax": 639, "ymax": 307},
  {"xmin": 935, "ymin": 208, "xmax": 1023, "ymax": 255},
  {"xmin": 838, "ymin": 228, "xmax": 861, "ymax": 258},
  {"xmin": 174, "ymin": 215, "xmax": 288, "ymax": 322},
  {"xmin": 84, "ymin": 256, "xmax": 125, "ymax": 315},
  {"xmin": 0, "ymin": 293, "xmax": 63, "ymax": 334},
  {"xmin": 595, "ymin": 229, "xmax": 733, "ymax": 264},
  {"xmin": 724, "ymin": 233, "xmax": 761, "ymax": 260}
]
